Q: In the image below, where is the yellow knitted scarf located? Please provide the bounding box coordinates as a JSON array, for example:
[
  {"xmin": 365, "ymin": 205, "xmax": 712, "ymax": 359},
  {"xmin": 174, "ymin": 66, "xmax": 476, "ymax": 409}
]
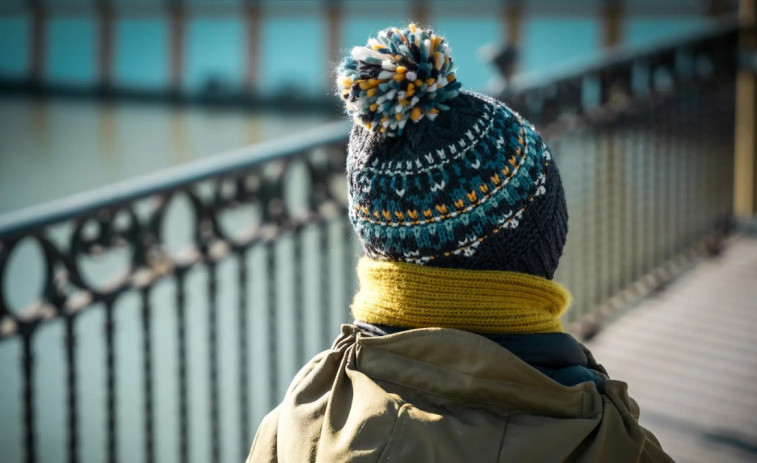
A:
[{"xmin": 351, "ymin": 257, "xmax": 572, "ymax": 334}]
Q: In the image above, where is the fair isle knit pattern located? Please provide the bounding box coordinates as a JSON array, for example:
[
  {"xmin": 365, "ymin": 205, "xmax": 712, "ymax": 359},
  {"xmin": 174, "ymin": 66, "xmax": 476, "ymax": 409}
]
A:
[
  {"xmin": 350, "ymin": 95, "xmax": 550, "ymax": 263},
  {"xmin": 337, "ymin": 24, "xmax": 462, "ymax": 136},
  {"xmin": 340, "ymin": 25, "xmax": 568, "ymax": 280}
]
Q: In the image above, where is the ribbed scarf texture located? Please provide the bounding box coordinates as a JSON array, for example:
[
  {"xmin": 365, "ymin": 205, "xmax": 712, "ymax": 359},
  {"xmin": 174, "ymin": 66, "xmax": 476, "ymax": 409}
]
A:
[{"xmin": 351, "ymin": 257, "xmax": 572, "ymax": 334}]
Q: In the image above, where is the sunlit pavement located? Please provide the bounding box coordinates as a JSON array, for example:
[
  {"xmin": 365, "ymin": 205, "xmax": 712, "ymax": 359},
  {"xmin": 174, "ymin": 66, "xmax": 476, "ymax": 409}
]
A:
[{"xmin": 586, "ymin": 235, "xmax": 757, "ymax": 463}]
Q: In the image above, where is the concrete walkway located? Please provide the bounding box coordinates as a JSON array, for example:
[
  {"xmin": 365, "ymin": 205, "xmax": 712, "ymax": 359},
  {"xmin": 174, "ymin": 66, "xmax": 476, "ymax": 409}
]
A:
[{"xmin": 586, "ymin": 236, "xmax": 757, "ymax": 463}]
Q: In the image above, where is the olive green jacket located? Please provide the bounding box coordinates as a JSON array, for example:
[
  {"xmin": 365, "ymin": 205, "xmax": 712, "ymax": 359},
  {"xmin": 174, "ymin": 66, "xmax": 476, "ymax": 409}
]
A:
[{"xmin": 247, "ymin": 325, "xmax": 672, "ymax": 463}]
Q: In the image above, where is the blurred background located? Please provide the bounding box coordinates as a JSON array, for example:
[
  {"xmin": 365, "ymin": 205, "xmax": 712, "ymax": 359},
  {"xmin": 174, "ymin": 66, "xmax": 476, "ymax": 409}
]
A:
[
  {"xmin": 0, "ymin": 0, "xmax": 735, "ymax": 214},
  {"xmin": 0, "ymin": 1, "xmax": 756, "ymax": 463}
]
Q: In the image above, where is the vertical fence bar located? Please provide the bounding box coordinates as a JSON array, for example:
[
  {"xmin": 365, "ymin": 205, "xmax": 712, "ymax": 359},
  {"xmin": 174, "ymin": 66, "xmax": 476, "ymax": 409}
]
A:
[
  {"xmin": 573, "ymin": 133, "xmax": 588, "ymax": 320},
  {"xmin": 104, "ymin": 301, "xmax": 117, "ymax": 463},
  {"xmin": 677, "ymin": 81, "xmax": 689, "ymax": 253},
  {"xmin": 175, "ymin": 271, "xmax": 189, "ymax": 463},
  {"xmin": 265, "ymin": 243, "xmax": 279, "ymax": 408},
  {"xmin": 140, "ymin": 288, "xmax": 155, "ymax": 463},
  {"xmin": 682, "ymin": 89, "xmax": 694, "ymax": 247},
  {"xmin": 581, "ymin": 127, "xmax": 596, "ymax": 319},
  {"xmin": 65, "ymin": 317, "xmax": 79, "ymax": 463},
  {"xmin": 655, "ymin": 96, "xmax": 673, "ymax": 265},
  {"xmin": 207, "ymin": 262, "xmax": 221, "ymax": 463},
  {"xmin": 726, "ymin": 68, "xmax": 737, "ymax": 218},
  {"xmin": 695, "ymin": 96, "xmax": 707, "ymax": 235},
  {"xmin": 677, "ymin": 76, "xmax": 686, "ymax": 254},
  {"xmin": 589, "ymin": 125, "xmax": 608, "ymax": 308},
  {"xmin": 671, "ymin": 84, "xmax": 681, "ymax": 254},
  {"xmin": 653, "ymin": 96, "xmax": 664, "ymax": 260},
  {"xmin": 671, "ymin": 90, "xmax": 681, "ymax": 255},
  {"xmin": 292, "ymin": 230, "xmax": 305, "ymax": 370},
  {"xmin": 620, "ymin": 120, "xmax": 633, "ymax": 291},
  {"xmin": 617, "ymin": 120, "xmax": 629, "ymax": 293},
  {"xmin": 603, "ymin": 125, "xmax": 614, "ymax": 303},
  {"xmin": 646, "ymin": 100, "xmax": 657, "ymax": 275},
  {"xmin": 663, "ymin": 95, "xmax": 675, "ymax": 261},
  {"xmin": 607, "ymin": 123, "xmax": 617, "ymax": 295},
  {"xmin": 630, "ymin": 114, "xmax": 641, "ymax": 282},
  {"xmin": 651, "ymin": 98, "xmax": 663, "ymax": 275},
  {"xmin": 320, "ymin": 222, "xmax": 331, "ymax": 348},
  {"xmin": 633, "ymin": 103, "xmax": 644, "ymax": 277},
  {"xmin": 237, "ymin": 251, "xmax": 250, "ymax": 461},
  {"xmin": 607, "ymin": 122, "xmax": 619, "ymax": 298},
  {"xmin": 637, "ymin": 106, "xmax": 650, "ymax": 279},
  {"xmin": 22, "ymin": 333, "xmax": 36, "ymax": 463}
]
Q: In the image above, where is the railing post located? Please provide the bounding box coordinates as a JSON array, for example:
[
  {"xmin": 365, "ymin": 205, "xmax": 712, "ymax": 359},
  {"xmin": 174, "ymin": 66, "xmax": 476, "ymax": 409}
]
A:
[
  {"xmin": 708, "ymin": 0, "xmax": 736, "ymax": 17},
  {"xmin": 735, "ymin": 0, "xmax": 757, "ymax": 218},
  {"xmin": 21, "ymin": 333, "xmax": 36, "ymax": 463},
  {"xmin": 168, "ymin": 0, "xmax": 185, "ymax": 95},
  {"xmin": 96, "ymin": 0, "xmax": 115, "ymax": 91},
  {"xmin": 602, "ymin": 0, "xmax": 624, "ymax": 49},
  {"xmin": 28, "ymin": 0, "xmax": 46, "ymax": 86},
  {"xmin": 502, "ymin": 0, "xmax": 523, "ymax": 76},
  {"xmin": 411, "ymin": 0, "xmax": 430, "ymax": 27},
  {"xmin": 64, "ymin": 316, "xmax": 79, "ymax": 463},
  {"xmin": 326, "ymin": 0, "xmax": 342, "ymax": 72},
  {"xmin": 244, "ymin": 0, "xmax": 262, "ymax": 94},
  {"xmin": 504, "ymin": 0, "xmax": 523, "ymax": 47}
]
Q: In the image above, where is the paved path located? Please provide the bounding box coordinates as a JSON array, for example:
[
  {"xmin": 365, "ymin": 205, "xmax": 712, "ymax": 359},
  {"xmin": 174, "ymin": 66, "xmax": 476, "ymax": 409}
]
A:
[{"xmin": 586, "ymin": 236, "xmax": 757, "ymax": 463}]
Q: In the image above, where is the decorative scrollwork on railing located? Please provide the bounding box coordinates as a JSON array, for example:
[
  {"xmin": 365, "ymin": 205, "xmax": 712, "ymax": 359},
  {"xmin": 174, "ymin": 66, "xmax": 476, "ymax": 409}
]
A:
[
  {"xmin": 0, "ymin": 123, "xmax": 354, "ymax": 463},
  {"xmin": 0, "ymin": 129, "xmax": 350, "ymax": 342}
]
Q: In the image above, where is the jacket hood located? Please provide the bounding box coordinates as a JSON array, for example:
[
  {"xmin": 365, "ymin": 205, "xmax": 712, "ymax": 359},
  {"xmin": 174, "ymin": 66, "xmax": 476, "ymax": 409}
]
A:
[
  {"xmin": 248, "ymin": 325, "xmax": 672, "ymax": 463},
  {"xmin": 354, "ymin": 325, "xmax": 602, "ymax": 418}
]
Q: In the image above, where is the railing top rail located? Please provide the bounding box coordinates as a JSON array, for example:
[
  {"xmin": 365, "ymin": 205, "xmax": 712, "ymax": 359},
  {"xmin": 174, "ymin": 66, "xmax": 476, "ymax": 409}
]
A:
[
  {"xmin": 509, "ymin": 19, "xmax": 742, "ymax": 93},
  {"xmin": 0, "ymin": 120, "xmax": 350, "ymax": 239}
]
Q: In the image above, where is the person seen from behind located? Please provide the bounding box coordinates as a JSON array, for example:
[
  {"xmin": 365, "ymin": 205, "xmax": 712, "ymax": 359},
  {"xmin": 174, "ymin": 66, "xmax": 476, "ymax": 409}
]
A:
[{"xmin": 247, "ymin": 24, "xmax": 673, "ymax": 463}]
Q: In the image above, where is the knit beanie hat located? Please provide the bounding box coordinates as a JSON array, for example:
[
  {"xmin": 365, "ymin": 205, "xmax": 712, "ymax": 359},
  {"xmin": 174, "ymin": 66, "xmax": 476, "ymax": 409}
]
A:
[{"xmin": 338, "ymin": 24, "xmax": 568, "ymax": 279}]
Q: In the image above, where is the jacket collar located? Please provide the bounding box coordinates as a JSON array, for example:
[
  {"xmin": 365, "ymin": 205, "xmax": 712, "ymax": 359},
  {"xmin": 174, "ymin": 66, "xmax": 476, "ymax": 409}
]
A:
[
  {"xmin": 346, "ymin": 324, "xmax": 606, "ymax": 419},
  {"xmin": 356, "ymin": 320, "xmax": 592, "ymax": 371}
]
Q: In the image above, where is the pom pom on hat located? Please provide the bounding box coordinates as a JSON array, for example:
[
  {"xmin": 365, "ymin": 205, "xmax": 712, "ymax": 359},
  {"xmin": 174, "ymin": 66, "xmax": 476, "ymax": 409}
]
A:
[{"xmin": 337, "ymin": 23, "xmax": 462, "ymax": 137}]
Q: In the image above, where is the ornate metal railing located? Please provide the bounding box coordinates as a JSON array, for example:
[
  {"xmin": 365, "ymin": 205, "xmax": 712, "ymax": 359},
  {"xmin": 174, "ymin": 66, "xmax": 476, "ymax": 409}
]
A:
[
  {"xmin": 506, "ymin": 23, "xmax": 738, "ymax": 331},
  {"xmin": 0, "ymin": 124, "xmax": 357, "ymax": 463},
  {"xmin": 0, "ymin": 23, "xmax": 739, "ymax": 463}
]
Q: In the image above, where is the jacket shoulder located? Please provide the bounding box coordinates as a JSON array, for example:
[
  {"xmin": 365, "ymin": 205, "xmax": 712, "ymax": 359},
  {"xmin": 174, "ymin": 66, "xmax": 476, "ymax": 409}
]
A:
[
  {"xmin": 596, "ymin": 380, "xmax": 674, "ymax": 463},
  {"xmin": 246, "ymin": 406, "xmax": 281, "ymax": 463}
]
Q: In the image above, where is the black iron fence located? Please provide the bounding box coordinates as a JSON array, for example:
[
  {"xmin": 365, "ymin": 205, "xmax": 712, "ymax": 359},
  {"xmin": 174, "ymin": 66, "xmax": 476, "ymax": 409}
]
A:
[
  {"xmin": 506, "ymin": 23, "xmax": 738, "ymax": 330},
  {"xmin": 0, "ymin": 24, "xmax": 739, "ymax": 463}
]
